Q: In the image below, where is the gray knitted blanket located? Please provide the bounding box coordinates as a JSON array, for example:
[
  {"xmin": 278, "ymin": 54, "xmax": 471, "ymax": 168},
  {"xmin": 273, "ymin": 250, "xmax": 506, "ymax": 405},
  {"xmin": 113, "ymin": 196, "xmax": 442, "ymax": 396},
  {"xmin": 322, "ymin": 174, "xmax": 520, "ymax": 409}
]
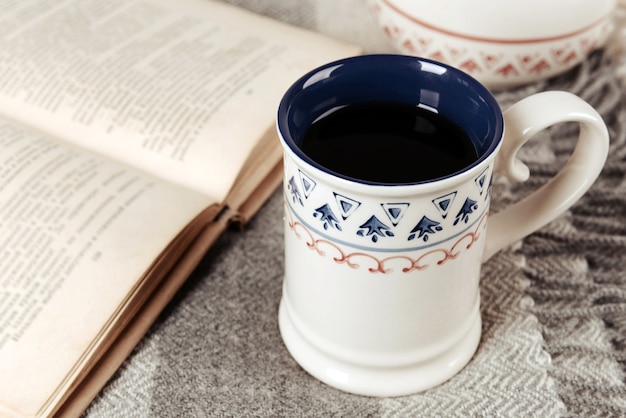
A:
[{"xmin": 85, "ymin": 1, "xmax": 626, "ymax": 417}]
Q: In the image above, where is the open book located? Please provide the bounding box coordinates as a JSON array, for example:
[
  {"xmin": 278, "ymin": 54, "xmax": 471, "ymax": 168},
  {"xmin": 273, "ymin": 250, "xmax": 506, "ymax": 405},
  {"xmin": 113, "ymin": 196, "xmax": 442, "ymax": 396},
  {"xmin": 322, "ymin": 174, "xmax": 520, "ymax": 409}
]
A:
[{"xmin": 0, "ymin": 1, "xmax": 360, "ymax": 416}]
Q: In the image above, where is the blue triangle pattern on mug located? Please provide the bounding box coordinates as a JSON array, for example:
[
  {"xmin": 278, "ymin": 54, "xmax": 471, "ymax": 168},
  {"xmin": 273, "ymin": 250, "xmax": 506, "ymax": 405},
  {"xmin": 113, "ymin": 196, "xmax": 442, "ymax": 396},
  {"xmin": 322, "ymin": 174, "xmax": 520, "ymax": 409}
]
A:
[
  {"xmin": 484, "ymin": 174, "xmax": 493, "ymax": 201},
  {"xmin": 454, "ymin": 197, "xmax": 479, "ymax": 225},
  {"xmin": 432, "ymin": 191, "xmax": 457, "ymax": 219},
  {"xmin": 287, "ymin": 176, "xmax": 303, "ymax": 206},
  {"xmin": 357, "ymin": 215, "xmax": 394, "ymax": 243},
  {"xmin": 334, "ymin": 192, "xmax": 361, "ymax": 220},
  {"xmin": 408, "ymin": 215, "xmax": 443, "ymax": 242},
  {"xmin": 313, "ymin": 203, "xmax": 342, "ymax": 231},
  {"xmin": 298, "ymin": 169, "xmax": 317, "ymax": 199},
  {"xmin": 381, "ymin": 203, "xmax": 410, "ymax": 226},
  {"xmin": 475, "ymin": 168, "xmax": 489, "ymax": 195}
]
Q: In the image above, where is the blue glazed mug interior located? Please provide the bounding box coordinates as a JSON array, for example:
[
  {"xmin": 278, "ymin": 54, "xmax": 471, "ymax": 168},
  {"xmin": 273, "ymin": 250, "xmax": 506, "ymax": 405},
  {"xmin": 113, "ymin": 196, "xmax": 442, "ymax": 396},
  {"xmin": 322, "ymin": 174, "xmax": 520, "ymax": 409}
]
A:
[{"xmin": 277, "ymin": 54, "xmax": 504, "ymax": 185}]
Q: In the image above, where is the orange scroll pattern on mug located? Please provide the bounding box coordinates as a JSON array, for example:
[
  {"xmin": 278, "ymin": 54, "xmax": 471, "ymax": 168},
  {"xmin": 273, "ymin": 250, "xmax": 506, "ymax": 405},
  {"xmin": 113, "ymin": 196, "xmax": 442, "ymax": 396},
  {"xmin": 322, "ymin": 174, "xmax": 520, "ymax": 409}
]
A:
[{"xmin": 287, "ymin": 206, "xmax": 488, "ymax": 274}]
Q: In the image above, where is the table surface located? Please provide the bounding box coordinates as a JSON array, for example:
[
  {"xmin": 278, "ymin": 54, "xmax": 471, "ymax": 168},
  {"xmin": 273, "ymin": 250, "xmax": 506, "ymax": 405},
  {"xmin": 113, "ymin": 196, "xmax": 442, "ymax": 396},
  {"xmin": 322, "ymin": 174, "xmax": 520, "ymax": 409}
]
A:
[{"xmin": 85, "ymin": 1, "xmax": 626, "ymax": 416}]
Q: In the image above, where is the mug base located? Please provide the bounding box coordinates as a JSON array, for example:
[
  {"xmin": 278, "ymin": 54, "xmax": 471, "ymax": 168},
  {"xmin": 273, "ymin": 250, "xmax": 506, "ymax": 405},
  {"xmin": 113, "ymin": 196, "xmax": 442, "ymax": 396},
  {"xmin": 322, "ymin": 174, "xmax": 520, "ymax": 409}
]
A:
[{"xmin": 278, "ymin": 297, "xmax": 482, "ymax": 397}]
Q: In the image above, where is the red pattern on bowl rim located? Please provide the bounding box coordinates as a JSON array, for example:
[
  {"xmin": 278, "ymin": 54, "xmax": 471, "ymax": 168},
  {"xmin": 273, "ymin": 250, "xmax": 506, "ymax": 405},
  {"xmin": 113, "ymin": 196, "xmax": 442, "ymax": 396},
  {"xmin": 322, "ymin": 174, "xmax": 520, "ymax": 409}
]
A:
[{"xmin": 371, "ymin": 0, "xmax": 615, "ymax": 89}]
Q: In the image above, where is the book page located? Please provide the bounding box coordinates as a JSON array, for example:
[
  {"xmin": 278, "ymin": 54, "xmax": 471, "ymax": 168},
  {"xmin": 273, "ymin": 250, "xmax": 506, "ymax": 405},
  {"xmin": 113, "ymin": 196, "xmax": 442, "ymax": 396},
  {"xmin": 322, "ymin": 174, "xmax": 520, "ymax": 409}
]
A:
[
  {"xmin": 0, "ymin": 119, "xmax": 211, "ymax": 417},
  {"xmin": 0, "ymin": 0, "xmax": 360, "ymax": 201}
]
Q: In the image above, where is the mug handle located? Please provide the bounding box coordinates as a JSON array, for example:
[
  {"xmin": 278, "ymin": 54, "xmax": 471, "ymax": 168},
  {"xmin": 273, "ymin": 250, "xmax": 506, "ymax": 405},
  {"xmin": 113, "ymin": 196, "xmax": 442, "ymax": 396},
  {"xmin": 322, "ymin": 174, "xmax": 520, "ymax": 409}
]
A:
[{"xmin": 482, "ymin": 91, "xmax": 610, "ymax": 261}]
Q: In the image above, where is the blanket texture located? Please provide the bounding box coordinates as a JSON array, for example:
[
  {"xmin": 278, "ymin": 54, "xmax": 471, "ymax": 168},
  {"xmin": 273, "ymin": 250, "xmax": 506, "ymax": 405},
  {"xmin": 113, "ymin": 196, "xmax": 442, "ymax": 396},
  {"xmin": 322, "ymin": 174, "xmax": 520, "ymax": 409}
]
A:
[{"xmin": 85, "ymin": 1, "xmax": 626, "ymax": 416}]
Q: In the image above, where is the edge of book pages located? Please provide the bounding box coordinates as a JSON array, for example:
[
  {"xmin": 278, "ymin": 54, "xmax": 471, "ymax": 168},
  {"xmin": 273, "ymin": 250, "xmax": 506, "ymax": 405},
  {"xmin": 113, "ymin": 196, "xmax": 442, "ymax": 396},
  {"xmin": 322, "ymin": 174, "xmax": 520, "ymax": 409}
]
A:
[{"xmin": 54, "ymin": 160, "xmax": 283, "ymax": 417}]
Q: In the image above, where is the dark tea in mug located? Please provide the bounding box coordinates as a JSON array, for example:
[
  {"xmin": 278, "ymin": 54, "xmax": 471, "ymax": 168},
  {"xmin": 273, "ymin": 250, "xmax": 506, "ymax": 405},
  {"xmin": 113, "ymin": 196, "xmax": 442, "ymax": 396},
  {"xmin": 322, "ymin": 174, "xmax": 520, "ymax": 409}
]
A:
[{"xmin": 300, "ymin": 102, "xmax": 479, "ymax": 184}]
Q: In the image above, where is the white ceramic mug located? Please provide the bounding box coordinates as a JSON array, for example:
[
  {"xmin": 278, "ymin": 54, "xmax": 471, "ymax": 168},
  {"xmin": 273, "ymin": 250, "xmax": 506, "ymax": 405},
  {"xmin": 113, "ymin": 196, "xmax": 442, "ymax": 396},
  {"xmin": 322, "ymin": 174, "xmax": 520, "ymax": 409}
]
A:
[{"xmin": 276, "ymin": 55, "xmax": 609, "ymax": 396}]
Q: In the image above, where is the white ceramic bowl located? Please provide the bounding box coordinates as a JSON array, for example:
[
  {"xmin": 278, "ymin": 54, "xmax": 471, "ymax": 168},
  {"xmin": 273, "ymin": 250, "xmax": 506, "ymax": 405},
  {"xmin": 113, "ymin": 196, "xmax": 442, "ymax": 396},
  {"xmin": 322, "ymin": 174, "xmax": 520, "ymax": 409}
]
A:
[{"xmin": 370, "ymin": 0, "xmax": 616, "ymax": 89}]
